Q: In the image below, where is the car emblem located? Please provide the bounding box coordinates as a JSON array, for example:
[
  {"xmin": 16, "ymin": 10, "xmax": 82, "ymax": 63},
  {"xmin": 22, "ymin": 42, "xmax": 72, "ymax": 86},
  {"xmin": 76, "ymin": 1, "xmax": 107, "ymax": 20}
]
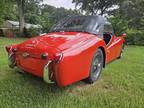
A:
[{"xmin": 22, "ymin": 52, "xmax": 29, "ymax": 58}]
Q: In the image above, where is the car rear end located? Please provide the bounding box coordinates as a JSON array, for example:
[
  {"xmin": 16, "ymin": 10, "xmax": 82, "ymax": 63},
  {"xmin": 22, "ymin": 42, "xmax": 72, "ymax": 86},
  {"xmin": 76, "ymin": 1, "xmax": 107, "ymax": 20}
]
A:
[{"xmin": 5, "ymin": 42, "xmax": 63, "ymax": 84}]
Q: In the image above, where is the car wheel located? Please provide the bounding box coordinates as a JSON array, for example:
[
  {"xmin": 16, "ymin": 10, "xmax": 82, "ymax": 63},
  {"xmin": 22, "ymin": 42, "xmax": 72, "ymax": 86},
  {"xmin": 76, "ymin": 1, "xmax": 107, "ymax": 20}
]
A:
[
  {"xmin": 118, "ymin": 44, "xmax": 125, "ymax": 59},
  {"xmin": 86, "ymin": 48, "xmax": 104, "ymax": 83}
]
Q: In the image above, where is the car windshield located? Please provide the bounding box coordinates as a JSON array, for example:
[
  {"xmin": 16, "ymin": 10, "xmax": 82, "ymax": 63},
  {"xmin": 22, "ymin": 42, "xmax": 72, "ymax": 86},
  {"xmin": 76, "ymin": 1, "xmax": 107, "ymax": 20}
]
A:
[{"xmin": 50, "ymin": 16, "xmax": 105, "ymax": 34}]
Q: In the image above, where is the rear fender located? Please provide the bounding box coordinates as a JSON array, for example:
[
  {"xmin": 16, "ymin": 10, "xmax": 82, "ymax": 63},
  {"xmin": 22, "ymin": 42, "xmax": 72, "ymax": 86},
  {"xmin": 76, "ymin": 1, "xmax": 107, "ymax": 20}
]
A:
[{"xmin": 54, "ymin": 39, "xmax": 107, "ymax": 87}]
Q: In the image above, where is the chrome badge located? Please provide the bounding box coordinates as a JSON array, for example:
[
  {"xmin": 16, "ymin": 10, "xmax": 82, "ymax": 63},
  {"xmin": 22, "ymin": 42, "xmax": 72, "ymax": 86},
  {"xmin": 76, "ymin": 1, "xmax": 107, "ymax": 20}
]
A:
[{"xmin": 22, "ymin": 52, "xmax": 29, "ymax": 58}]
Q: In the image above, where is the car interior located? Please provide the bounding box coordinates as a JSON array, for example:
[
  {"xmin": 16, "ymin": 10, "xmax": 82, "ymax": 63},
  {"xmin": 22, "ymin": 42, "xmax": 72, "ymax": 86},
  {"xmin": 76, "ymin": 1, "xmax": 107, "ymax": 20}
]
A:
[{"xmin": 103, "ymin": 33, "xmax": 112, "ymax": 46}]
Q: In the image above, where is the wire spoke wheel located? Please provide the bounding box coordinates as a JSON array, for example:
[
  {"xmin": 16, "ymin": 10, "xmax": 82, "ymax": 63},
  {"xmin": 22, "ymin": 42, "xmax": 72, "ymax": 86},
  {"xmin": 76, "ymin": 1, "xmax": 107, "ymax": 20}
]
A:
[
  {"xmin": 91, "ymin": 52, "xmax": 103, "ymax": 80},
  {"xmin": 86, "ymin": 48, "xmax": 104, "ymax": 83}
]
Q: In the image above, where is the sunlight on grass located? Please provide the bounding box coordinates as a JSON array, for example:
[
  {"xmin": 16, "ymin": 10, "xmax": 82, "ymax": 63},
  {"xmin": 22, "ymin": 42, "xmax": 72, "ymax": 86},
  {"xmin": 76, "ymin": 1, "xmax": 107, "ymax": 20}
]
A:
[{"xmin": 0, "ymin": 37, "xmax": 144, "ymax": 108}]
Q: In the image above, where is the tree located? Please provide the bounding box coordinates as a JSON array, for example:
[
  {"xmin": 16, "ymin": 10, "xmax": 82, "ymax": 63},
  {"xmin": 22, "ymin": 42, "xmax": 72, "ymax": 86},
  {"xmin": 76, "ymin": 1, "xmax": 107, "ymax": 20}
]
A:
[
  {"xmin": 109, "ymin": 14, "xmax": 129, "ymax": 35},
  {"xmin": 40, "ymin": 4, "xmax": 80, "ymax": 32},
  {"xmin": 0, "ymin": 0, "xmax": 80, "ymax": 35},
  {"xmin": 24, "ymin": 0, "xmax": 42, "ymax": 24},
  {"xmin": 16, "ymin": 0, "xmax": 43, "ymax": 36},
  {"xmin": 0, "ymin": 0, "xmax": 16, "ymax": 26},
  {"xmin": 108, "ymin": 0, "xmax": 144, "ymax": 45},
  {"xmin": 72, "ymin": 0, "xmax": 119, "ymax": 15},
  {"xmin": 120, "ymin": 0, "xmax": 144, "ymax": 29},
  {"xmin": 16, "ymin": 0, "xmax": 25, "ymax": 36}
]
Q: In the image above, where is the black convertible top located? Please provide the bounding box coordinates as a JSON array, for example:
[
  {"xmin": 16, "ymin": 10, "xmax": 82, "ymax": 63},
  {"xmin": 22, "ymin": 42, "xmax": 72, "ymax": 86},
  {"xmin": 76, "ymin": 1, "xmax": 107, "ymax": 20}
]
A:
[{"xmin": 50, "ymin": 15, "xmax": 113, "ymax": 35}]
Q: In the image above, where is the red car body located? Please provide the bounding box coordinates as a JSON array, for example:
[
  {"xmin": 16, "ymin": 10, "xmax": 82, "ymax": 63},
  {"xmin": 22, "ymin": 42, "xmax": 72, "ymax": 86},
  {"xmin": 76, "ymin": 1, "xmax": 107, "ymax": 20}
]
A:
[{"xmin": 6, "ymin": 16, "xmax": 125, "ymax": 87}]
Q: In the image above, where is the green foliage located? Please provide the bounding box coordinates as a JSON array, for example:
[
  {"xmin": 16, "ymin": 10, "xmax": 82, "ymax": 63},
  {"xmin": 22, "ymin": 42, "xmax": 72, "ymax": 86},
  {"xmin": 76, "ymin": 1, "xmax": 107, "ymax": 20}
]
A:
[
  {"xmin": 0, "ymin": 0, "xmax": 144, "ymax": 45},
  {"xmin": 109, "ymin": 14, "xmax": 144, "ymax": 46},
  {"xmin": 0, "ymin": 0, "xmax": 80, "ymax": 35},
  {"xmin": 40, "ymin": 12, "xmax": 53, "ymax": 33},
  {"xmin": 109, "ymin": 0, "xmax": 144, "ymax": 45},
  {"xmin": 126, "ymin": 29, "xmax": 144, "ymax": 45},
  {"xmin": 73, "ymin": 0, "xmax": 118, "ymax": 15},
  {"xmin": 24, "ymin": 27, "xmax": 40, "ymax": 37},
  {"xmin": 120, "ymin": 0, "xmax": 144, "ymax": 29},
  {"xmin": 0, "ymin": 0, "xmax": 17, "ymax": 26},
  {"xmin": 40, "ymin": 5, "xmax": 80, "ymax": 32},
  {"xmin": 109, "ymin": 15, "xmax": 129, "ymax": 36},
  {"xmin": 24, "ymin": 0, "xmax": 42, "ymax": 24}
]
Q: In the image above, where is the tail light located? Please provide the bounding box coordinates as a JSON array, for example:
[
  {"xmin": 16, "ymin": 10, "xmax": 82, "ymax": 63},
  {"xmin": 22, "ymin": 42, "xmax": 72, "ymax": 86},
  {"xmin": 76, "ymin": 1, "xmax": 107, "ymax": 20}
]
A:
[
  {"xmin": 41, "ymin": 53, "xmax": 48, "ymax": 59},
  {"xmin": 5, "ymin": 46, "xmax": 12, "ymax": 53},
  {"xmin": 54, "ymin": 52, "xmax": 63, "ymax": 63},
  {"xmin": 12, "ymin": 48, "xmax": 17, "ymax": 52},
  {"xmin": 6, "ymin": 46, "xmax": 17, "ymax": 53}
]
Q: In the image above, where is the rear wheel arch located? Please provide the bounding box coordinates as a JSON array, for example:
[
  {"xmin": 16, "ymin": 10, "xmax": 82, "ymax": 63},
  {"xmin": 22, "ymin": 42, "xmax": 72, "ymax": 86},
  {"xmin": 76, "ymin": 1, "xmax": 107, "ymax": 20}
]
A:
[
  {"xmin": 85, "ymin": 48, "xmax": 104, "ymax": 83},
  {"xmin": 98, "ymin": 46, "xmax": 106, "ymax": 68}
]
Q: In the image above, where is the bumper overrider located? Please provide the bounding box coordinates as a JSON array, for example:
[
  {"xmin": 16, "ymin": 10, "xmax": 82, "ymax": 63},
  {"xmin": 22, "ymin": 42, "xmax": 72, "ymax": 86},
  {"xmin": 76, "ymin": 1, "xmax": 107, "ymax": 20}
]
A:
[
  {"xmin": 8, "ymin": 52, "xmax": 16, "ymax": 68},
  {"xmin": 43, "ymin": 60, "xmax": 52, "ymax": 83}
]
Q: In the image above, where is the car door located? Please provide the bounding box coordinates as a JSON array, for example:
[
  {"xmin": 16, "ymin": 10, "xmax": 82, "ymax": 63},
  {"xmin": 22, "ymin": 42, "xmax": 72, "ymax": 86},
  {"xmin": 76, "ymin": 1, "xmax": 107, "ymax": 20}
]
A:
[
  {"xmin": 103, "ymin": 23, "xmax": 118, "ymax": 63},
  {"xmin": 111, "ymin": 35, "xmax": 124, "ymax": 59}
]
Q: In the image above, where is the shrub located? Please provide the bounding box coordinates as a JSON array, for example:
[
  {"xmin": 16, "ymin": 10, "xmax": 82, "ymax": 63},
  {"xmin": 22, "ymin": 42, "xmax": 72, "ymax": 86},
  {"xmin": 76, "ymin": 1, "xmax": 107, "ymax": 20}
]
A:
[
  {"xmin": 24, "ymin": 27, "xmax": 41, "ymax": 38},
  {"xmin": 126, "ymin": 29, "xmax": 144, "ymax": 45}
]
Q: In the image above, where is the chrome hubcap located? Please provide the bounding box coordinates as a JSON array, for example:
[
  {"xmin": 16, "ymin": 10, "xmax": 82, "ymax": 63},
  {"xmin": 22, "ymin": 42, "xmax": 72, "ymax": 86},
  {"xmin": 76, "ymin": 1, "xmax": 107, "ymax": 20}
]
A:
[{"xmin": 91, "ymin": 52, "xmax": 103, "ymax": 80}]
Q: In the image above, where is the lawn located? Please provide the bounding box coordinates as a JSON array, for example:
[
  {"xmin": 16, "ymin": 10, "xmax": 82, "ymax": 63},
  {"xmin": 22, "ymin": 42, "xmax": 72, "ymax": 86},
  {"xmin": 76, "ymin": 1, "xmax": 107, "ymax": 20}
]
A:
[{"xmin": 0, "ymin": 37, "xmax": 144, "ymax": 108}]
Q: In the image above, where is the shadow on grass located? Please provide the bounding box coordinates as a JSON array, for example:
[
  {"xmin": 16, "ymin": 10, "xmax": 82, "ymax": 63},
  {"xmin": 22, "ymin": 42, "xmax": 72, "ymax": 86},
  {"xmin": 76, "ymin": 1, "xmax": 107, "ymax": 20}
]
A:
[{"xmin": 9, "ymin": 70, "xmax": 90, "ymax": 93}]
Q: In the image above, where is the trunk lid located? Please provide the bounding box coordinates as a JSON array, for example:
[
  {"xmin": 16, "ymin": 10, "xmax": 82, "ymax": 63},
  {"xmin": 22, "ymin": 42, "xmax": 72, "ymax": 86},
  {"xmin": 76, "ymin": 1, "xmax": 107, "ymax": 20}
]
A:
[{"xmin": 18, "ymin": 32, "xmax": 93, "ymax": 53}]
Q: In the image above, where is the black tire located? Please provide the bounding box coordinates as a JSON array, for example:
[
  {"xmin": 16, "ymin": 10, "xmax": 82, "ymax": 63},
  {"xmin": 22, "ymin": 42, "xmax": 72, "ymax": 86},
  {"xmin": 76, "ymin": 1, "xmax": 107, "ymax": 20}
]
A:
[
  {"xmin": 118, "ymin": 44, "xmax": 124, "ymax": 59},
  {"xmin": 86, "ymin": 48, "xmax": 104, "ymax": 84}
]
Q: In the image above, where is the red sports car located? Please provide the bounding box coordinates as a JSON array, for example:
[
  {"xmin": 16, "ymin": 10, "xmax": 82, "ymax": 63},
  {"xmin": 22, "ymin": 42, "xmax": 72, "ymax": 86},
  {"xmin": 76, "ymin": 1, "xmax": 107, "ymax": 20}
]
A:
[{"xmin": 6, "ymin": 16, "xmax": 126, "ymax": 87}]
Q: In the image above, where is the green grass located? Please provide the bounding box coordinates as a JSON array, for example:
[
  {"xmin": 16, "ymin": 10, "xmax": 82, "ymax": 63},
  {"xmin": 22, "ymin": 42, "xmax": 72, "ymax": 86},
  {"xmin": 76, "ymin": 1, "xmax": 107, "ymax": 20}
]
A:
[{"xmin": 0, "ymin": 37, "xmax": 144, "ymax": 108}]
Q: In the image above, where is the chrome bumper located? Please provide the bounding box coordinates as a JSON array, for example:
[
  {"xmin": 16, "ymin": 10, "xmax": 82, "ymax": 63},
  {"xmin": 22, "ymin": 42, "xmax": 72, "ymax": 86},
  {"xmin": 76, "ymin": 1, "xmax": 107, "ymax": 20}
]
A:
[{"xmin": 8, "ymin": 53, "xmax": 16, "ymax": 68}]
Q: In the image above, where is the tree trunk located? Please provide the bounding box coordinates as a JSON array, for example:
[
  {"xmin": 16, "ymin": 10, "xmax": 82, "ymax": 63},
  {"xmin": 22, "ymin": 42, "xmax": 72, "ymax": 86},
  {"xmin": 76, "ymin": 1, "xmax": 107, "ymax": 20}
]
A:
[{"xmin": 16, "ymin": 0, "xmax": 25, "ymax": 36}]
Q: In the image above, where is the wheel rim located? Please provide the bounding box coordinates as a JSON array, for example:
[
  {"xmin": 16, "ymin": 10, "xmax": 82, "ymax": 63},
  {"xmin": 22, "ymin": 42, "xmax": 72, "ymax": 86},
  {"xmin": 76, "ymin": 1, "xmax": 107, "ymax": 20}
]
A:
[{"xmin": 91, "ymin": 51, "xmax": 103, "ymax": 80}]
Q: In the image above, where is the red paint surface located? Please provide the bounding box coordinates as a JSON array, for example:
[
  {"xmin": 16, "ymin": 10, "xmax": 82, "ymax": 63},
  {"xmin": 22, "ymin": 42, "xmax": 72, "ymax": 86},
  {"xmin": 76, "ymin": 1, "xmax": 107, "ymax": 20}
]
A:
[{"xmin": 6, "ymin": 32, "xmax": 125, "ymax": 87}]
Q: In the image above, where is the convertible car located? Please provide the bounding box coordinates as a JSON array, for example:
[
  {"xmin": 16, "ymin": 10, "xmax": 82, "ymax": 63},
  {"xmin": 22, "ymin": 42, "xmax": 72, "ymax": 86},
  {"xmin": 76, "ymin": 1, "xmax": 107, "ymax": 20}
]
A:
[{"xmin": 6, "ymin": 16, "xmax": 126, "ymax": 87}]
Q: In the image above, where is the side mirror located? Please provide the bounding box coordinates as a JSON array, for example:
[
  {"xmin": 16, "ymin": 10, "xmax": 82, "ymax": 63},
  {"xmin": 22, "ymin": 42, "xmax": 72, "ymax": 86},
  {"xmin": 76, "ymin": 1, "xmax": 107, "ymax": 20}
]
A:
[{"xmin": 122, "ymin": 33, "xmax": 126, "ymax": 38}]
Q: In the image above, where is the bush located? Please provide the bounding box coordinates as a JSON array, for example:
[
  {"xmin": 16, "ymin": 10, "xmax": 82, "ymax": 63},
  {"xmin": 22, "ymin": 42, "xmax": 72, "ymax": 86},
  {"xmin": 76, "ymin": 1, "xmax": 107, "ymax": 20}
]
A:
[
  {"xmin": 109, "ymin": 15, "xmax": 129, "ymax": 36},
  {"xmin": 126, "ymin": 29, "xmax": 144, "ymax": 45},
  {"xmin": 24, "ymin": 27, "xmax": 41, "ymax": 38}
]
